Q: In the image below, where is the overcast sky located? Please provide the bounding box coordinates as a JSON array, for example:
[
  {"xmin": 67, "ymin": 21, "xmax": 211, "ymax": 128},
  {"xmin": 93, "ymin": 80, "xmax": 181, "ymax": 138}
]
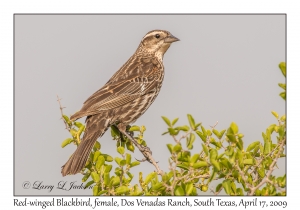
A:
[{"xmin": 15, "ymin": 14, "xmax": 285, "ymax": 195}]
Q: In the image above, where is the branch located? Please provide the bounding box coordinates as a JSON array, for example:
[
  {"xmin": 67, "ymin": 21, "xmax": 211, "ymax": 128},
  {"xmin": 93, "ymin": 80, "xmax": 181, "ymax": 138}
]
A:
[
  {"xmin": 120, "ymin": 129, "xmax": 163, "ymax": 176},
  {"xmin": 249, "ymin": 138, "xmax": 286, "ymax": 195},
  {"xmin": 235, "ymin": 161, "xmax": 253, "ymax": 195},
  {"xmin": 56, "ymin": 95, "xmax": 71, "ymax": 132}
]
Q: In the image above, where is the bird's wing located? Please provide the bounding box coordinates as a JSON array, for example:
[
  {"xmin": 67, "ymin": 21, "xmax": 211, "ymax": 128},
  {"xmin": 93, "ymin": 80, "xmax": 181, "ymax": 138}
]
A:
[{"xmin": 71, "ymin": 56, "xmax": 161, "ymax": 119}]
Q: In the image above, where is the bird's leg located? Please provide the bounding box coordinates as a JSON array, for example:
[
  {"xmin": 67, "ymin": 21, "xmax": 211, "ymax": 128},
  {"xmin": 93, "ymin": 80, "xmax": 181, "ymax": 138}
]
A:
[{"xmin": 117, "ymin": 123, "xmax": 162, "ymax": 175}]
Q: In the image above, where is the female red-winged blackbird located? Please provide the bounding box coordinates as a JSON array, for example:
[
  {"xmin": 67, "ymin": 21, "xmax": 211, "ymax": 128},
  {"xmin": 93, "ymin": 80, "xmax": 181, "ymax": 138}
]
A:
[{"xmin": 61, "ymin": 30, "xmax": 179, "ymax": 176}]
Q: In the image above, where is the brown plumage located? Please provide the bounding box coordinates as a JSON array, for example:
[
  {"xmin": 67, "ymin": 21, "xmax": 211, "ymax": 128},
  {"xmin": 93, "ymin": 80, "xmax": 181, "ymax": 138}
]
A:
[{"xmin": 61, "ymin": 30, "xmax": 179, "ymax": 176}]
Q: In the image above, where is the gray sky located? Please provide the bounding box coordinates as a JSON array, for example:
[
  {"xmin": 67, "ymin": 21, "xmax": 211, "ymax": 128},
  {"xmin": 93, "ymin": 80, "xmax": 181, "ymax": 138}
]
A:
[{"xmin": 15, "ymin": 14, "xmax": 285, "ymax": 195}]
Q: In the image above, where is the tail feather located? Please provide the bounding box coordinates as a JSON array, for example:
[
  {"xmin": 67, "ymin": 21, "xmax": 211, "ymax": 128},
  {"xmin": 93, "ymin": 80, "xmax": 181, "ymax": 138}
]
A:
[{"xmin": 61, "ymin": 114, "xmax": 110, "ymax": 176}]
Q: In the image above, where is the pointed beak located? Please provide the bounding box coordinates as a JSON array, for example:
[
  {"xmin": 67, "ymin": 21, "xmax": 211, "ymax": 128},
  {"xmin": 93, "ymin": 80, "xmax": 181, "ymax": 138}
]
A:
[{"xmin": 164, "ymin": 34, "xmax": 180, "ymax": 43}]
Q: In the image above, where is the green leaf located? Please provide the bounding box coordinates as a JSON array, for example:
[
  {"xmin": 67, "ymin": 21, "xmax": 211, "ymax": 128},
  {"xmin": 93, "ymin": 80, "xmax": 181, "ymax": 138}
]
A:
[
  {"xmin": 92, "ymin": 185, "xmax": 98, "ymax": 196},
  {"xmin": 129, "ymin": 125, "xmax": 140, "ymax": 132},
  {"xmin": 104, "ymin": 172, "xmax": 110, "ymax": 185},
  {"xmin": 209, "ymin": 149, "xmax": 218, "ymax": 161},
  {"xmin": 111, "ymin": 125, "xmax": 120, "ymax": 137},
  {"xmin": 280, "ymin": 92, "xmax": 286, "ymax": 100},
  {"xmin": 193, "ymin": 161, "xmax": 208, "ymax": 169},
  {"xmin": 208, "ymin": 169, "xmax": 216, "ymax": 183},
  {"xmin": 202, "ymin": 144, "xmax": 209, "ymax": 156},
  {"xmin": 117, "ymin": 146, "xmax": 125, "ymax": 155},
  {"xmin": 216, "ymin": 183, "xmax": 222, "ymax": 192},
  {"xmin": 61, "ymin": 138, "xmax": 73, "ymax": 148},
  {"xmin": 74, "ymin": 121, "xmax": 83, "ymax": 128},
  {"xmin": 173, "ymin": 144, "xmax": 182, "ymax": 153},
  {"xmin": 219, "ymin": 130, "xmax": 226, "ymax": 139},
  {"xmin": 93, "ymin": 141, "xmax": 101, "ymax": 151},
  {"xmin": 168, "ymin": 127, "xmax": 179, "ymax": 135},
  {"xmin": 111, "ymin": 176, "xmax": 120, "ymax": 186},
  {"xmin": 226, "ymin": 134, "xmax": 236, "ymax": 143},
  {"xmin": 236, "ymin": 137, "xmax": 244, "ymax": 150},
  {"xmin": 279, "ymin": 62, "xmax": 286, "ymax": 77},
  {"xmin": 84, "ymin": 180, "xmax": 94, "ymax": 189},
  {"xmin": 263, "ymin": 140, "xmax": 271, "ymax": 155},
  {"xmin": 114, "ymin": 157, "xmax": 122, "ymax": 165},
  {"xmin": 243, "ymin": 159, "xmax": 254, "ymax": 165},
  {"xmin": 212, "ymin": 129, "xmax": 220, "ymax": 138},
  {"xmin": 186, "ymin": 133, "xmax": 196, "ymax": 150},
  {"xmin": 144, "ymin": 172, "xmax": 156, "ymax": 184},
  {"xmin": 69, "ymin": 128, "xmax": 77, "ymax": 138},
  {"xmin": 185, "ymin": 182, "xmax": 194, "ymax": 195},
  {"xmin": 211, "ymin": 160, "xmax": 220, "ymax": 171},
  {"xmin": 120, "ymin": 160, "xmax": 126, "ymax": 166},
  {"xmin": 230, "ymin": 122, "xmax": 239, "ymax": 134},
  {"xmin": 225, "ymin": 146, "xmax": 234, "ymax": 156},
  {"xmin": 222, "ymin": 180, "xmax": 232, "ymax": 195},
  {"xmin": 93, "ymin": 151, "xmax": 101, "ymax": 162},
  {"xmin": 166, "ymin": 144, "xmax": 173, "ymax": 154},
  {"xmin": 174, "ymin": 186, "xmax": 185, "ymax": 196},
  {"xmin": 190, "ymin": 154, "xmax": 200, "ymax": 163},
  {"xmin": 246, "ymin": 141, "xmax": 260, "ymax": 152},
  {"xmin": 172, "ymin": 118, "xmax": 179, "ymax": 126},
  {"xmin": 104, "ymin": 155, "xmax": 113, "ymax": 162},
  {"xmin": 161, "ymin": 116, "xmax": 171, "ymax": 127},
  {"xmin": 271, "ymin": 111, "xmax": 279, "ymax": 119},
  {"xmin": 130, "ymin": 161, "xmax": 140, "ymax": 168},
  {"xmin": 96, "ymin": 156, "xmax": 105, "ymax": 171},
  {"xmin": 126, "ymin": 142, "xmax": 135, "ymax": 152},
  {"xmin": 115, "ymin": 186, "xmax": 130, "ymax": 195},
  {"xmin": 98, "ymin": 190, "xmax": 108, "ymax": 196},
  {"xmin": 62, "ymin": 115, "xmax": 72, "ymax": 126},
  {"xmin": 220, "ymin": 158, "xmax": 232, "ymax": 169},
  {"xmin": 196, "ymin": 131, "xmax": 206, "ymax": 142},
  {"xmin": 91, "ymin": 172, "xmax": 100, "ymax": 183},
  {"xmin": 194, "ymin": 123, "xmax": 202, "ymax": 129},
  {"xmin": 201, "ymin": 126, "xmax": 207, "ymax": 136},
  {"xmin": 258, "ymin": 165, "xmax": 265, "ymax": 178},
  {"xmin": 177, "ymin": 164, "xmax": 189, "ymax": 170},
  {"xmin": 231, "ymin": 182, "xmax": 237, "ymax": 194},
  {"xmin": 236, "ymin": 188, "xmax": 244, "ymax": 196},
  {"xmin": 82, "ymin": 173, "xmax": 90, "ymax": 182},
  {"xmin": 187, "ymin": 114, "xmax": 196, "ymax": 130},
  {"xmin": 278, "ymin": 83, "xmax": 286, "ymax": 90},
  {"xmin": 162, "ymin": 131, "xmax": 169, "ymax": 135},
  {"xmin": 104, "ymin": 165, "xmax": 112, "ymax": 173},
  {"xmin": 152, "ymin": 182, "xmax": 164, "ymax": 191},
  {"xmin": 126, "ymin": 153, "xmax": 131, "ymax": 165}
]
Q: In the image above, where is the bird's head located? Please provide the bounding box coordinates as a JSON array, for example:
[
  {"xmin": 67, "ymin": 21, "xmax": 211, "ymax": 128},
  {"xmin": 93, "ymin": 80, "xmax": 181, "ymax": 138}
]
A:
[{"xmin": 139, "ymin": 30, "xmax": 179, "ymax": 58}]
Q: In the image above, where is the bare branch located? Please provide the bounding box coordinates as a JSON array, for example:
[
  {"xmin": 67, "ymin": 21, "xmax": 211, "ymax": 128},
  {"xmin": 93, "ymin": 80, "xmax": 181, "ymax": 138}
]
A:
[{"xmin": 56, "ymin": 95, "xmax": 71, "ymax": 132}]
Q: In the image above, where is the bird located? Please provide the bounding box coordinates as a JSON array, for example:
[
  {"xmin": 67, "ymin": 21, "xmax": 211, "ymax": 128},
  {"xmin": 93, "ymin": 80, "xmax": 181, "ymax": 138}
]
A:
[{"xmin": 61, "ymin": 30, "xmax": 179, "ymax": 176}]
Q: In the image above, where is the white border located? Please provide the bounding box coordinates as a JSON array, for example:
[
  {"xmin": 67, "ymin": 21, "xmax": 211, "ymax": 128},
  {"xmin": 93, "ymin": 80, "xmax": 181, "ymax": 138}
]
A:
[{"xmin": 2, "ymin": 1, "xmax": 298, "ymax": 209}]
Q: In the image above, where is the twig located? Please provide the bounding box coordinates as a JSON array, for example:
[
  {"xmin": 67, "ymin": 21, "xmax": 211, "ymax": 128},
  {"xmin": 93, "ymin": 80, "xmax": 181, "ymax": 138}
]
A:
[
  {"xmin": 209, "ymin": 121, "xmax": 219, "ymax": 129},
  {"xmin": 249, "ymin": 138, "xmax": 286, "ymax": 195},
  {"xmin": 210, "ymin": 186, "xmax": 223, "ymax": 195},
  {"xmin": 235, "ymin": 161, "xmax": 253, "ymax": 195},
  {"xmin": 249, "ymin": 143, "xmax": 280, "ymax": 175},
  {"xmin": 56, "ymin": 95, "xmax": 70, "ymax": 132}
]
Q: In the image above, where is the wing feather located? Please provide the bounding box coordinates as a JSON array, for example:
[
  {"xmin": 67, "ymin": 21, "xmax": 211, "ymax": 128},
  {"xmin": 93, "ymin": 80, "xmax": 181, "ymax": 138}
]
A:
[{"xmin": 71, "ymin": 56, "xmax": 161, "ymax": 119}]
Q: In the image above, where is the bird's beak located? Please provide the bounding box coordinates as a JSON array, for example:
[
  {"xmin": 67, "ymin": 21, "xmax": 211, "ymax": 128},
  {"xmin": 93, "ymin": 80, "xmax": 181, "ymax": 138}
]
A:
[{"xmin": 164, "ymin": 34, "xmax": 180, "ymax": 43}]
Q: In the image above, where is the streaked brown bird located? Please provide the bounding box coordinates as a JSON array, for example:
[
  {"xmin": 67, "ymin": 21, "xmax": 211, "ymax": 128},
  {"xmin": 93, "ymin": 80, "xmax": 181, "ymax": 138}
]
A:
[{"xmin": 61, "ymin": 30, "xmax": 179, "ymax": 176}]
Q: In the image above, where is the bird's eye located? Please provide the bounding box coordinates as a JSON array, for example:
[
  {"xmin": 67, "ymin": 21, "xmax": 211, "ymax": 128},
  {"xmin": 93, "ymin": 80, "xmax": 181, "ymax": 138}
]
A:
[{"xmin": 155, "ymin": 34, "xmax": 160, "ymax": 39}]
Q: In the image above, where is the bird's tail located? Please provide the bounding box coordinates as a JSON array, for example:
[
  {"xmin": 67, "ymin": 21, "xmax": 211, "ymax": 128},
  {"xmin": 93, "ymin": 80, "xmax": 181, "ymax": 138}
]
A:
[{"xmin": 61, "ymin": 114, "xmax": 110, "ymax": 176}]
